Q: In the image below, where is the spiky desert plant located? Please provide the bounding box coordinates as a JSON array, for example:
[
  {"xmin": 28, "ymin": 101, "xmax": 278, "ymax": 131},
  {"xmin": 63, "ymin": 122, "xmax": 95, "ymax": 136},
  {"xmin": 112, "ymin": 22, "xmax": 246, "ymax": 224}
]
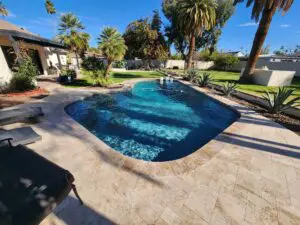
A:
[
  {"xmin": 197, "ymin": 72, "xmax": 214, "ymax": 87},
  {"xmin": 222, "ymin": 82, "xmax": 238, "ymax": 96},
  {"xmin": 263, "ymin": 87, "xmax": 300, "ymax": 114}
]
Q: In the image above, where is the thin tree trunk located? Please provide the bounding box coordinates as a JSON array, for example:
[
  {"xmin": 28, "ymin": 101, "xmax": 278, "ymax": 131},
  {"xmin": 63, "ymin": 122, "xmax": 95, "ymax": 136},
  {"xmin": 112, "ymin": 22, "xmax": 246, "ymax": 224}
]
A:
[
  {"xmin": 104, "ymin": 60, "xmax": 112, "ymax": 78},
  {"xmin": 75, "ymin": 51, "xmax": 80, "ymax": 69},
  {"xmin": 186, "ymin": 34, "xmax": 196, "ymax": 69},
  {"xmin": 240, "ymin": 4, "xmax": 277, "ymax": 83}
]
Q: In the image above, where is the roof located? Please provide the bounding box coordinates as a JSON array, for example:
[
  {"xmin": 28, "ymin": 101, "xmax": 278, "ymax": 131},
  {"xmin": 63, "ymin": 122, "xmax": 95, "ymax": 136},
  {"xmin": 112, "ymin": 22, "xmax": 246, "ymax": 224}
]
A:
[{"xmin": 0, "ymin": 20, "xmax": 66, "ymax": 49}]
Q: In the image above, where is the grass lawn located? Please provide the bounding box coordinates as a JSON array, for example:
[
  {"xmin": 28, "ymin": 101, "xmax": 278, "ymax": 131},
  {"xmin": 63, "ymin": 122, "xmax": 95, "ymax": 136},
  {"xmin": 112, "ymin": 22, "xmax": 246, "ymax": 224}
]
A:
[
  {"xmin": 64, "ymin": 71, "xmax": 164, "ymax": 88},
  {"xmin": 168, "ymin": 69, "xmax": 300, "ymax": 99}
]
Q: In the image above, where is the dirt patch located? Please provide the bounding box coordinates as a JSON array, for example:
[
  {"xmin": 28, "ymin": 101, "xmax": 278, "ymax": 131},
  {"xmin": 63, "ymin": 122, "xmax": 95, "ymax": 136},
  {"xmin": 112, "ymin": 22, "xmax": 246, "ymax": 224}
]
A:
[{"xmin": 0, "ymin": 88, "xmax": 49, "ymax": 109}]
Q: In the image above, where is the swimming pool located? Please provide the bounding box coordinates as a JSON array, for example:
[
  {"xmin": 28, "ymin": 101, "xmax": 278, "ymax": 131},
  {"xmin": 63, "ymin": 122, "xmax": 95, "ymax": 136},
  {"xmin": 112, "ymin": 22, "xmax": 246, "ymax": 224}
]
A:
[{"xmin": 66, "ymin": 80, "xmax": 239, "ymax": 162}]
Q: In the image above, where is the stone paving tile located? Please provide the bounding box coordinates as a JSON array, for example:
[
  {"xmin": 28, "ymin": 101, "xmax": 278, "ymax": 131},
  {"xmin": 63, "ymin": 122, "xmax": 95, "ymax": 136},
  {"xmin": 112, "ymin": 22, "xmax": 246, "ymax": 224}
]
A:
[{"xmin": 6, "ymin": 80, "xmax": 300, "ymax": 225}]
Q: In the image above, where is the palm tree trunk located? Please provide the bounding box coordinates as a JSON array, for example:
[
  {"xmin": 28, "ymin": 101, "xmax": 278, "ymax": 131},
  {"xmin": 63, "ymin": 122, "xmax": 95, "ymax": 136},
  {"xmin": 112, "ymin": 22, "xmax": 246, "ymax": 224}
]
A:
[
  {"xmin": 75, "ymin": 51, "xmax": 80, "ymax": 69},
  {"xmin": 186, "ymin": 34, "xmax": 196, "ymax": 69},
  {"xmin": 240, "ymin": 4, "xmax": 277, "ymax": 83},
  {"xmin": 104, "ymin": 60, "xmax": 112, "ymax": 78}
]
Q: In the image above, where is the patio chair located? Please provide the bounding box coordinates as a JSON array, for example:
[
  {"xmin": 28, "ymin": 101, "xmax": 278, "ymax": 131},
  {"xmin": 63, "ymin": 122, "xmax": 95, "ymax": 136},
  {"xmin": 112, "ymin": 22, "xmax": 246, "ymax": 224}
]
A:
[
  {"xmin": 0, "ymin": 140, "xmax": 83, "ymax": 225},
  {"xmin": 0, "ymin": 127, "xmax": 41, "ymax": 147},
  {"xmin": 0, "ymin": 107, "xmax": 44, "ymax": 126}
]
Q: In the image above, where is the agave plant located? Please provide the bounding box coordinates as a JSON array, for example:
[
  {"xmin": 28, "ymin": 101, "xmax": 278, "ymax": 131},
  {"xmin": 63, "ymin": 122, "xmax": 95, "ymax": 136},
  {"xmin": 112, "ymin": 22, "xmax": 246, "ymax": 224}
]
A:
[
  {"xmin": 263, "ymin": 88, "xmax": 300, "ymax": 114},
  {"xmin": 185, "ymin": 68, "xmax": 200, "ymax": 83},
  {"xmin": 222, "ymin": 82, "xmax": 238, "ymax": 96},
  {"xmin": 197, "ymin": 72, "xmax": 214, "ymax": 87}
]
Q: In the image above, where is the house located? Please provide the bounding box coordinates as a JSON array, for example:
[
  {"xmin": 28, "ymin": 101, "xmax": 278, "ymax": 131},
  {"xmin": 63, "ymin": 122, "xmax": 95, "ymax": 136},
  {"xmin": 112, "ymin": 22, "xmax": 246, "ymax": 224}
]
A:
[
  {"xmin": 225, "ymin": 51, "xmax": 245, "ymax": 57},
  {"xmin": 0, "ymin": 20, "xmax": 71, "ymax": 86}
]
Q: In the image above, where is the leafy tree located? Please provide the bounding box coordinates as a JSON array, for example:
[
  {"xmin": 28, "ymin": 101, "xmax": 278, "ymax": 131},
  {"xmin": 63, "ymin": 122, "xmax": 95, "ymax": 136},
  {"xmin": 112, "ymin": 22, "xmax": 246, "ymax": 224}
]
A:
[
  {"xmin": 234, "ymin": 0, "xmax": 294, "ymax": 83},
  {"xmin": 177, "ymin": 0, "xmax": 217, "ymax": 69},
  {"xmin": 123, "ymin": 18, "xmax": 169, "ymax": 62},
  {"xmin": 45, "ymin": 0, "xmax": 56, "ymax": 14},
  {"xmin": 163, "ymin": 0, "xmax": 233, "ymax": 60},
  {"xmin": 0, "ymin": 1, "xmax": 8, "ymax": 16},
  {"xmin": 98, "ymin": 27, "xmax": 127, "ymax": 78},
  {"xmin": 57, "ymin": 13, "xmax": 90, "ymax": 68}
]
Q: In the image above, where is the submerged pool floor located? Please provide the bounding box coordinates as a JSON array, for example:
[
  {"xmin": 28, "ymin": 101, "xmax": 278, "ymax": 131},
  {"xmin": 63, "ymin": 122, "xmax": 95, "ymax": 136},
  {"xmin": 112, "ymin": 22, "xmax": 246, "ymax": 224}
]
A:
[{"xmin": 66, "ymin": 81, "xmax": 239, "ymax": 162}]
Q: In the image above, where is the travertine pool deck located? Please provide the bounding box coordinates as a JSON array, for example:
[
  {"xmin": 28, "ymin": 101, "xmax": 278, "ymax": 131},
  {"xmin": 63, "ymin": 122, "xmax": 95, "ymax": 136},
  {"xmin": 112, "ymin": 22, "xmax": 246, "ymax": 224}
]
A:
[{"xmin": 2, "ymin": 79, "xmax": 300, "ymax": 225}]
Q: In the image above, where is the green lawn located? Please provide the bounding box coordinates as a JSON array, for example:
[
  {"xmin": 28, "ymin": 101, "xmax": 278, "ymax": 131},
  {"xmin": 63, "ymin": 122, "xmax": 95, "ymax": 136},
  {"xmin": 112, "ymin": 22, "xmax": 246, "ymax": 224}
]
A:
[
  {"xmin": 168, "ymin": 69, "xmax": 300, "ymax": 99},
  {"xmin": 64, "ymin": 71, "xmax": 164, "ymax": 88}
]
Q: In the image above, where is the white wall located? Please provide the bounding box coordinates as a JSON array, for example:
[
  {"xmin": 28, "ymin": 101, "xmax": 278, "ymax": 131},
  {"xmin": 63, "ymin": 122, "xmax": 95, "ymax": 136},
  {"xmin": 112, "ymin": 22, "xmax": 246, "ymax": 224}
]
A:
[
  {"xmin": 0, "ymin": 47, "xmax": 12, "ymax": 86},
  {"xmin": 232, "ymin": 57, "xmax": 300, "ymax": 77},
  {"xmin": 45, "ymin": 47, "xmax": 68, "ymax": 71},
  {"xmin": 165, "ymin": 60, "xmax": 185, "ymax": 69}
]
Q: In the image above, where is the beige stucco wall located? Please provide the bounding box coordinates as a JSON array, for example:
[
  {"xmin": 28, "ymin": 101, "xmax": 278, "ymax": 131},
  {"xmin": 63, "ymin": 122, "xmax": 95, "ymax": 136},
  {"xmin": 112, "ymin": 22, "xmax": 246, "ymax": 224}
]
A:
[{"xmin": 0, "ymin": 46, "xmax": 13, "ymax": 86}]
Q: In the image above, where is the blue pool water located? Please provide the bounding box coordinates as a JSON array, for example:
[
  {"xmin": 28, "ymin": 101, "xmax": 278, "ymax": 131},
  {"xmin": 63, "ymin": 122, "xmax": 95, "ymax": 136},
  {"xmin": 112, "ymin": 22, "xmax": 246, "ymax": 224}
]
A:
[{"xmin": 66, "ymin": 81, "xmax": 239, "ymax": 162}]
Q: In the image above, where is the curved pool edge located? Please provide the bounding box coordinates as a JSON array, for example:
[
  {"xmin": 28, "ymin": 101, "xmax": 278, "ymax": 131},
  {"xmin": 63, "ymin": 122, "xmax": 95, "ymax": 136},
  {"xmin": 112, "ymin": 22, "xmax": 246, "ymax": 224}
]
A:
[{"xmin": 61, "ymin": 79, "xmax": 254, "ymax": 176}]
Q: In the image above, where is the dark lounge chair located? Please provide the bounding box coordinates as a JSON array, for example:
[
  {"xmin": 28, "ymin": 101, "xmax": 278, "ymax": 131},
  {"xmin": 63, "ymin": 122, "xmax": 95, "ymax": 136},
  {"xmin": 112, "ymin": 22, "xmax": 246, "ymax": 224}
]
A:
[
  {"xmin": 0, "ymin": 127, "xmax": 41, "ymax": 147},
  {"xmin": 0, "ymin": 107, "xmax": 44, "ymax": 126},
  {"xmin": 0, "ymin": 139, "xmax": 83, "ymax": 225}
]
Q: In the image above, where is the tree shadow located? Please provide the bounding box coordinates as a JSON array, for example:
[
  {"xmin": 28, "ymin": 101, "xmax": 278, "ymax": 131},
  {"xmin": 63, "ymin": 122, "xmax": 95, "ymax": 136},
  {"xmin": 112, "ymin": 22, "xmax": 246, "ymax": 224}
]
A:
[
  {"xmin": 54, "ymin": 196, "xmax": 116, "ymax": 225},
  {"xmin": 217, "ymin": 132, "xmax": 300, "ymax": 159}
]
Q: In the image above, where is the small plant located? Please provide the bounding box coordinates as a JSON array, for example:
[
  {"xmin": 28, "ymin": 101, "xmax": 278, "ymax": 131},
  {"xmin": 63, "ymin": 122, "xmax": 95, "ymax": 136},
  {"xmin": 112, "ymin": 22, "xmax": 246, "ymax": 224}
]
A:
[
  {"xmin": 84, "ymin": 70, "xmax": 112, "ymax": 87},
  {"xmin": 184, "ymin": 68, "xmax": 200, "ymax": 83},
  {"xmin": 222, "ymin": 82, "xmax": 238, "ymax": 96},
  {"xmin": 112, "ymin": 60, "xmax": 127, "ymax": 69},
  {"xmin": 10, "ymin": 57, "xmax": 38, "ymax": 92},
  {"xmin": 58, "ymin": 68, "xmax": 76, "ymax": 83},
  {"xmin": 263, "ymin": 88, "xmax": 300, "ymax": 114},
  {"xmin": 197, "ymin": 72, "xmax": 214, "ymax": 87},
  {"xmin": 97, "ymin": 77, "xmax": 113, "ymax": 87},
  {"xmin": 81, "ymin": 56, "xmax": 105, "ymax": 71}
]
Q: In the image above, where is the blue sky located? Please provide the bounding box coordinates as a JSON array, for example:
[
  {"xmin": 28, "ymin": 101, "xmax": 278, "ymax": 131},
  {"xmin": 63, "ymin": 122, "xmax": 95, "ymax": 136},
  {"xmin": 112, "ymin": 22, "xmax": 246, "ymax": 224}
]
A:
[{"xmin": 3, "ymin": 0, "xmax": 300, "ymax": 53}]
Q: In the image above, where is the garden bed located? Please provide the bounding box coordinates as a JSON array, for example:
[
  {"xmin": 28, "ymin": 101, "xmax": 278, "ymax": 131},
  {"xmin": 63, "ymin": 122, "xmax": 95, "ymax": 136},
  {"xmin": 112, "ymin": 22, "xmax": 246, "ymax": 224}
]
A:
[{"xmin": 0, "ymin": 88, "xmax": 49, "ymax": 109}]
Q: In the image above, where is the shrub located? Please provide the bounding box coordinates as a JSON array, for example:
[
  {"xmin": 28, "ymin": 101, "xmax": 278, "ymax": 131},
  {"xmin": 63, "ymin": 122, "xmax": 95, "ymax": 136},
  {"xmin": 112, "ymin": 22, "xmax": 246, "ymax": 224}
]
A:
[
  {"xmin": 184, "ymin": 69, "xmax": 200, "ymax": 82},
  {"xmin": 58, "ymin": 68, "xmax": 76, "ymax": 83},
  {"xmin": 84, "ymin": 70, "xmax": 112, "ymax": 87},
  {"xmin": 263, "ymin": 88, "xmax": 300, "ymax": 114},
  {"xmin": 112, "ymin": 61, "xmax": 127, "ymax": 68},
  {"xmin": 222, "ymin": 82, "xmax": 238, "ymax": 96},
  {"xmin": 214, "ymin": 54, "xmax": 239, "ymax": 71},
  {"xmin": 10, "ymin": 57, "xmax": 38, "ymax": 92},
  {"xmin": 81, "ymin": 56, "xmax": 105, "ymax": 71},
  {"xmin": 197, "ymin": 72, "xmax": 214, "ymax": 87},
  {"xmin": 173, "ymin": 66, "xmax": 179, "ymax": 70}
]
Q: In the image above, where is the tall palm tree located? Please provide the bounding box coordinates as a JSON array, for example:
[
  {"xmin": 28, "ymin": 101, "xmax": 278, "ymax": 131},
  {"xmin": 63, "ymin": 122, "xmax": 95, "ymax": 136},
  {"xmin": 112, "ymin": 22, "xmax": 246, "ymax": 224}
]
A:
[
  {"xmin": 45, "ymin": 0, "xmax": 56, "ymax": 14},
  {"xmin": 98, "ymin": 27, "xmax": 127, "ymax": 78},
  {"xmin": 0, "ymin": 1, "xmax": 8, "ymax": 17},
  {"xmin": 177, "ymin": 0, "xmax": 217, "ymax": 69},
  {"xmin": 235, "ymin": 0, "xmax": 294, "ymax": 83},
  {"xmin": 58, "ymin": 13, "xmax": 89, "ymax": 68}
]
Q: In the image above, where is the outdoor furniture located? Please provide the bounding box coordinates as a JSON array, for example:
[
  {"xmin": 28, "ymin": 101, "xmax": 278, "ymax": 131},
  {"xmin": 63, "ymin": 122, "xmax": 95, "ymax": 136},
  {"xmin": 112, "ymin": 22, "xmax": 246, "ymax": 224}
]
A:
[
  {"xmin": 0, "ymin": 107, "xmax": 44, "ymax": 126},
  {"xmin": 0, "ymin": 127, "xmax": 41, "ymax": 147},
  {"xmin": 0, "ymin": 141, "xmax": 83, "ymax": 225}
]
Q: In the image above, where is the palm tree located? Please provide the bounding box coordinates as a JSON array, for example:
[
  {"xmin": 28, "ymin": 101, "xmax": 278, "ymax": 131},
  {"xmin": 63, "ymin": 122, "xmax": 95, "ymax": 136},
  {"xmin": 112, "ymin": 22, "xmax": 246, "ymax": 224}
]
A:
[
  {"xmin": 235, "ymin": 0, "xmax": 294, "ymax": 83},
  {"xmin": 177, "ymin": 0, "xmax": 217, "ymax": 69},
  {"xmin": 0, "ymin": 1, "xmax": 8, "ymax": 17},
  {"xmin": 98, "ymin": 27, "xmax": 127, "ymax": 78},
  {"xmin": 58, "ymin": 13, "xmax": 90, "ymax": 68},
  {"xmin": 45, "ymin": 0, "xmax": 56, "ymax": 14}
]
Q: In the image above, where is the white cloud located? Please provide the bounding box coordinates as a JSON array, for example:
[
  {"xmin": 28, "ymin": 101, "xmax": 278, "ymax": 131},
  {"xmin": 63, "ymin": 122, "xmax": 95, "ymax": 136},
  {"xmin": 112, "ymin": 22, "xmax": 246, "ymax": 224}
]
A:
[
  {"xmin": 280, "ymin": 24, "xmax": 291, "ymax": 28},
  {"xmin": 237, "ymin": 22, "xmax": 258, "ymax": 27}
]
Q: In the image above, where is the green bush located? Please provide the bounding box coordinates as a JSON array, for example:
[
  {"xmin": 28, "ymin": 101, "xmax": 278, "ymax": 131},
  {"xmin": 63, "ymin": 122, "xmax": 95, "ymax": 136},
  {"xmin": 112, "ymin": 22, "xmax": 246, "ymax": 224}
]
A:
[
  {"xmin": 112, "ymin": 61, "xmax": 127, "ymax": 68},
  {"xmin": 84, "ymin": 70, "xmax": 112, "ymax": 87},
  {"xmin": 222, "ymin": 82, "xmax": 238, "ymax": 96},
  {"xmin": 214, "ymin": 54, "xmax": 239, "ymax": 71},
  {"xmin": 81, "ymin": 56, "xmax": 105, "ymax": 71},
  {"xmin": 9, "ymin": 57, "xmax": 38, "ymax": 92},
  {"xmin": 197, "ymin": 72, "xmax": 214, "ymax": 87},
  {"xmin": 59, "ymin": 68, "xmax": 76, "ymax": 83},
  {"xmin": 184, "ymin": 69, "xmax": 200, "ymax": 82},
  {"xmin": 263, "ymin": 88, "xmax": 300, "ymax": 114}
]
